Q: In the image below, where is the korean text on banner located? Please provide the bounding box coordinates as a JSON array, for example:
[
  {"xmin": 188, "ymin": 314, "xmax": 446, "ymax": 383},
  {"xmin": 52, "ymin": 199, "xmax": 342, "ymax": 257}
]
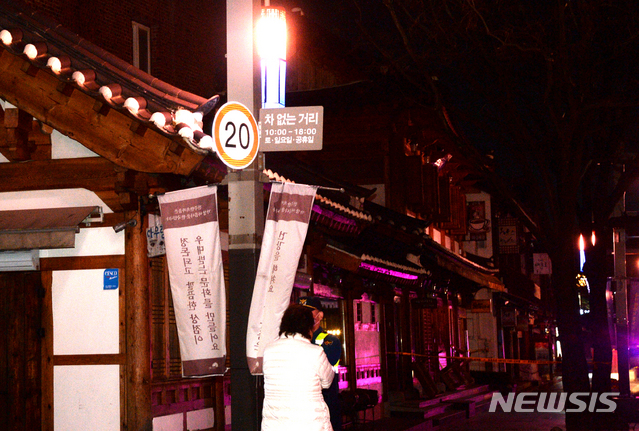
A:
[
  {"xmin": 247, "ymin": 182, "xmax": 318, "ymax": 374},
  {"xmin": 158, "ymin": 185, "xmax": 226, "ymax": 377}
]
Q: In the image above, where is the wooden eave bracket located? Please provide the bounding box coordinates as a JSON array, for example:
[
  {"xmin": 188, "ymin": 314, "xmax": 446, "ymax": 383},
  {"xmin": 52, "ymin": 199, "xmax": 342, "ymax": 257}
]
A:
[
  {"xmin": 56, "ymin": 81, "xmax": 75, "ymax": 97},
  {"xmin": 93, "ymin": 100, "xmax": 111, "ymax": 116},
  {"xmin": 3, "ymin": 107, "xmax": 34, "ymax": 161},
  {"xmin": 20, "ymin": 59, "xmax": 39, "ymax": 77}
]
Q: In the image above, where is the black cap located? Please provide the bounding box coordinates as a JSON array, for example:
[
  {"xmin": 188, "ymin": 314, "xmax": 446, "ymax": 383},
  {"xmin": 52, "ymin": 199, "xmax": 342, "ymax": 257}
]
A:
[{"xmin": 297, "ymin": 296, "xmax": 323, "ymax": 312}]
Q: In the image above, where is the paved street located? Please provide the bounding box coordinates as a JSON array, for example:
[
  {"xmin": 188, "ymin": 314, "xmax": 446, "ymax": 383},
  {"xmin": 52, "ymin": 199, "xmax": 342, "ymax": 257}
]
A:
[
  {"xmin": 439, "ymin": 380, "xmax": 566, "ymax": 431},
  {"xmin": 347, "ymin": 410, "xmax": 566, "ymax": 431},
  {"xmin": 441, "ymin": 410, "xmax": 565, "ymax": 431}
]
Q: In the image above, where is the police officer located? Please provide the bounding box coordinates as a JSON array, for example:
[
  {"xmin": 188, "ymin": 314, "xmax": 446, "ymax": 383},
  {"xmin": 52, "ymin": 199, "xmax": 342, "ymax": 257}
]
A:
[{"xmin": 298, "ymin": 296, "xmax": 342, "ymax": 431}]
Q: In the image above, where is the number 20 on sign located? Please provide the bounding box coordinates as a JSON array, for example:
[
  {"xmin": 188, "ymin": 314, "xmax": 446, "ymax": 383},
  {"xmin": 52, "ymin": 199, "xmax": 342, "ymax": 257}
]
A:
[{"xmin": 213, "ymin": 102, "xmax": 260, "ymax": 170}]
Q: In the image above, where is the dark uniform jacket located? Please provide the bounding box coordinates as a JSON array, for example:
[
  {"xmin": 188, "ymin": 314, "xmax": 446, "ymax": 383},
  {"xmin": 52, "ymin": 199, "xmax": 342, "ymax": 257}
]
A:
[{"xmin": 312, "ymin": 327, "xmax": 342, "ymax": 431}]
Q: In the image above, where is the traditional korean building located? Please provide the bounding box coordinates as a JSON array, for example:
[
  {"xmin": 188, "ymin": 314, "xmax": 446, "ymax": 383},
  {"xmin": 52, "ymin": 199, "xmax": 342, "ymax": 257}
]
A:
[{"xmin": 0, "ymin": 1, "xmax": 553, "ymax": 430}]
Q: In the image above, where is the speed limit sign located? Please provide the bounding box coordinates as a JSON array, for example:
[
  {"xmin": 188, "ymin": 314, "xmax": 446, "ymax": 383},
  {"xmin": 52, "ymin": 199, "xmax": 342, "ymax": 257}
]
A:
[{"xmin": 212, "ymin": 101, "xmax": 260, "ymax": 169}]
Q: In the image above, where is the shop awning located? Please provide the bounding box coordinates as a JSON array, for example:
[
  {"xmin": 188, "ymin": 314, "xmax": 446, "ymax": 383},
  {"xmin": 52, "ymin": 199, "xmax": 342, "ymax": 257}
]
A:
[
  {"xmin": 0, "ymin": 206, "xmax": 102, "ymax": 250},
  {"xmin": 422, "ymin": 238, "xmax": 505, "ymax": 292},
  {"xmin": 435, "ymin": 255, "xmax": 505, "ymax": 292}
]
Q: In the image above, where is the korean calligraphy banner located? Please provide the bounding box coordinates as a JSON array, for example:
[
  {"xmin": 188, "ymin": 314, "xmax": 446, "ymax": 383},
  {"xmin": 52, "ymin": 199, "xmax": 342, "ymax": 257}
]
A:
[
  {"xmin": 158, "ymin": 185, "xmax": 226, "ymax": 377},
  {"xmin": 247, "ymin": 182, "xmax": 318, "ymax": 374}
]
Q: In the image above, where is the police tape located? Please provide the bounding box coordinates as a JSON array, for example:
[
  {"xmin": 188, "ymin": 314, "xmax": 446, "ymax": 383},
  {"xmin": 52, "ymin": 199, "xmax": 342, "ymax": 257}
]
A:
[{"xmin": 387, "ymin": 351, "xmax": 610, "ymax": 365}]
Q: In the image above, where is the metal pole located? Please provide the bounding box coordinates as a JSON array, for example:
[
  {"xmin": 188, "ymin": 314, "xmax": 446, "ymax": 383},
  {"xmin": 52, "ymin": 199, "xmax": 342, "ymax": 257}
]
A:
[
  {"xmin": 227, "ymin": 1, "xmax": 264, "ymax": 429},
  {"xmin": 613, "ymin": 226, "xmax": 631, "ymax": 397}
]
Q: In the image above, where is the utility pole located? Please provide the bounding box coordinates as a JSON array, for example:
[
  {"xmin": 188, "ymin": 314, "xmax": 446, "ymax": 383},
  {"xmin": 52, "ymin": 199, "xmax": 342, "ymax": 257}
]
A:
[{"xmin": 226, "ymin": 1, "xmax": 264, "ymax": 430}]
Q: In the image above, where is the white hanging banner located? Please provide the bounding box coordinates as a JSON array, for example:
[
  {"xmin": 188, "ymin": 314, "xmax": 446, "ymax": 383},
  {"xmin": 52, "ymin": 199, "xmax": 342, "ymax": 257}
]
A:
[
  {"xmin": 158, "ymin": 185, "xmax": 226, "ymax": 377},
  {"xmin": 247, "ymin": 182, "xmax": 318, "ymax": 374}
]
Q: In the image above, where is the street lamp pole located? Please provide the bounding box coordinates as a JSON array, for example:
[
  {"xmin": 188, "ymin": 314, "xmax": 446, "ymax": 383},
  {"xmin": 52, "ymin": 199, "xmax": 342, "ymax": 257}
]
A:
[{"xmin": 226, "ymin": 0, "xmax": 264, "ymax": 430}]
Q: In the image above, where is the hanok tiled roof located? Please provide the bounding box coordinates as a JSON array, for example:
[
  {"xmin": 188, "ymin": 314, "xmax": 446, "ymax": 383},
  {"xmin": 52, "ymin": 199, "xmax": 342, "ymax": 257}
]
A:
[
  {"xmin": 262, "ymin": 167, "xmax": 372, "ymax": 235},
  {"xmin": 264, "ymin": 160, "xmax": 502, "ymax": 291},
  {"xmin": 0, "ymin": 1, "xmax": 225, "ymax": 180},
  {"xmin": 420, "ymin": 236, "xmax": 505, "ymax": 292}
]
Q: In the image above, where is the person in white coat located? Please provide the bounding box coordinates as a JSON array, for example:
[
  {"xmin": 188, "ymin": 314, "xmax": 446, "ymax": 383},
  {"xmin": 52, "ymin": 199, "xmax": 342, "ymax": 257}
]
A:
[{"xmin": 261, "ymin": 304, "xmax": 335, "ymax": 431}]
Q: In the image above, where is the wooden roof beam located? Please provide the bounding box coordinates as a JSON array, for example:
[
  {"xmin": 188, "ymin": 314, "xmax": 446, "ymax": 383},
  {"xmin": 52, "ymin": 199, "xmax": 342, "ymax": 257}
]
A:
[{"xmin": 0, "ymin": 157, "xmax": 163, "ymax": 213}]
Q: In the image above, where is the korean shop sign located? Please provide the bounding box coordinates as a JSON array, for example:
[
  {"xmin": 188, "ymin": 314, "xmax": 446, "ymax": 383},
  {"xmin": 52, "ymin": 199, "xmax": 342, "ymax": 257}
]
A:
[{"xmin": 259, "ymin": 106, "xmax": 323, "ymax": 151}]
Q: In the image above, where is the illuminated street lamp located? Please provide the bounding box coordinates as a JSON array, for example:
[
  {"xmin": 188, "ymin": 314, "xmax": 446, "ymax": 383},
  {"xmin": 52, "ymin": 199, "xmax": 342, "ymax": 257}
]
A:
[
  {"xmin": 256, "ymin": 5, "xmax": 286, "ymax": 108},
  {"xmin": 579, "ymin": 233, "xmax": 586, "ymax": 271}
]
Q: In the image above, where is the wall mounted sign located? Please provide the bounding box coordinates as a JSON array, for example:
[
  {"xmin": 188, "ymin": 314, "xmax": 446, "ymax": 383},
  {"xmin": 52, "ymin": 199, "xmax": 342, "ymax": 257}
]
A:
[
  {"xmin": 498, "ymin": 217, "xmax": 519, "ymax": 254},
  {"xmin": 502, "ymin": 308, "xmax": 517, "ymax": 326},
  {"xmin": 533, "ymin": 253, "xmax": 552, "ymax": 275},
  {"xmin": 471, "ymin": 299, "xmax": 492, "ymax": 313},
  {"xmin": 103, "ymin": 269, "xmax": 119, "ymax": 290},
  {"xmin": 146, "ymin": 213, "xmax": 165, "ymax": 257},
  {"xmin": 412, "ymin": 297, "xmax": 439, "ymax": 309}
]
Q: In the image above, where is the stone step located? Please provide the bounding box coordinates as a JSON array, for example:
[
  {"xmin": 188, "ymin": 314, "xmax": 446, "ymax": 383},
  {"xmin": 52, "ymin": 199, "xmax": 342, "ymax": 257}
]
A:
[
  {"xmin": 437, "ymin": 384, "xmax": 491, "ymax": 402},
  {"xmin": 390, "ymin": 384, "xmax": 491, "ymax": 408},
  {"xmin": 430, "ymin": 408, "xmax": 468, "ymax": 428},
  {"xmin": 390, "ymin": 385, "xmax": 497, "ymax": 422},
  {"xmin": 447, "ymin": 389, "xmax": 497, "ymax": 418}
]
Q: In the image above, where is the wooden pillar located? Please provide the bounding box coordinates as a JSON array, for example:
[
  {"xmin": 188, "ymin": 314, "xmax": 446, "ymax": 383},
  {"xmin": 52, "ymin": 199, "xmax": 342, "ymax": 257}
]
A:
[
  {"xmin": 125, "ymin": 210, "xmax": 152, "ymax": 430},
  {"xmin": 399, "ymin": 288, "xmax": 413, "ymax": 391},
  {"xmin": 378, "ymin": 298, "xmax": 390, "ymax": 411},
  {"xmin": 215, "ymin": 378, "xmax": 226, "ymax": 431},
  {"xmin": 384, "ymin": 300, "xmax": 401, "ymax": 393},
  {"xmin": 344, "ymin": 288, "xmax": 358, "ymax": 391},
  {"xmin": 41, "ymin": 271, "xmax": 54, "ymax": 431},
  {"xmin": 1, "ymin": 272, "xmax": 42, "ymax": 431}
]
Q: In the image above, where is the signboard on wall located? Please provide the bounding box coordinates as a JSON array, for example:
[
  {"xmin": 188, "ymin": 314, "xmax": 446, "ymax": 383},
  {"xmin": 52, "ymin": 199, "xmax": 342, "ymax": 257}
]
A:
[
  {"xmin": 502, "ymin": 308, "xmax": 517, "ymax": 326},
  {"xmin": 471, "ymin": 299, "xmax": 492, "ymax": 313},
  {"xmin": 498, "ymin": 217, "xmax": 519, "ymax": 254},
  {"xmin": 412, "ymin": 297, "xmax": 439, "ymax": 309},
  {"xmin": 103, "ymin": 269, "xmax": 119, "ymax": 290},
  {"xmin": 467, "ymin": 200, "xmax": 490, "ymax": 241},
  {"xmin": 533, "ymin": 253, "xmax": 552, "ymax": 275},
  {"xmin": 146, "ymin": 213, "xmax": 165, "ymax": 257}
]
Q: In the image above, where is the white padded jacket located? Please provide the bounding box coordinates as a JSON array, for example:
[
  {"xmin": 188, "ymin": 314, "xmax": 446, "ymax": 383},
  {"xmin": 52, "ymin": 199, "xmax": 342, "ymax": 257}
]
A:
[{"xmin": 261, "ymin": 333, "xmax": 335, "ymax": 431}]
